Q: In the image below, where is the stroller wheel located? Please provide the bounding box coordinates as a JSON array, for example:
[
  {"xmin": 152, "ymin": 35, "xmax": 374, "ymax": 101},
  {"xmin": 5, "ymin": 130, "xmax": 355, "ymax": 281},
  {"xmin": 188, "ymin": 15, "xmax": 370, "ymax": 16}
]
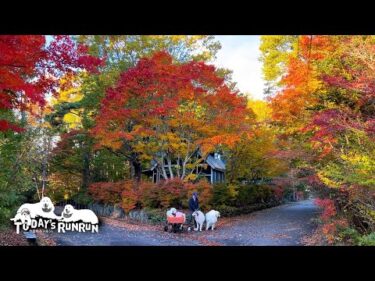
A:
[{"xmin": 164, "ymin": 225, "xmax": 169, "ymax": 232}]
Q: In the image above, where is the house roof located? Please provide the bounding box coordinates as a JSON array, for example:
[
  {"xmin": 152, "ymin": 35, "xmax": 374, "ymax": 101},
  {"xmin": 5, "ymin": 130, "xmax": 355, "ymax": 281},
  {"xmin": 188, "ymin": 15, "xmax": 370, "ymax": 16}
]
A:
[{"xmin": 206, "ymin": 154, "xmax": 226, "ymax": 172}]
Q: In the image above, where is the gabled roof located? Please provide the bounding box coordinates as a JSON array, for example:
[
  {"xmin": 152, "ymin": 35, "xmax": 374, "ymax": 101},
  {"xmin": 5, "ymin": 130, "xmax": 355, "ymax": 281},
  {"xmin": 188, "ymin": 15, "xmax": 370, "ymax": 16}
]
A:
[{"xmin": 206, "ymin": 154, "xmax": 226, "ymax": 172}]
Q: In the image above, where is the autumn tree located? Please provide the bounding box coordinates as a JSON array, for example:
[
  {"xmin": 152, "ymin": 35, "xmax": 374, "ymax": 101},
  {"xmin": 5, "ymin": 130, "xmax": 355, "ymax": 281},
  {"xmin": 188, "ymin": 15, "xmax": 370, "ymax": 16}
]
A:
[
  {"xmin": 226, "ymin": 127, "xmax": 288, "ymax": 183},
  {"xmin": 226, "ymin": 97, "xmax": 288, "ymax": 183},
  {"xmin": 0, "ymin": 35, "xmax": 101, "ymax": 224},
  {"xmin": 0, "ymin": 35, "xmax": 102, "ymax": 132},
  {"xmin": 92, "ymin": 51, "xmax": 253, "ymax": 181},
  {"xmin": 47, "ymin": 36, "xmax": 226, "ymax": 188},
  {"xmin": 259, "ymin": 36, "xmax": 299, "ymax": 96},
  {"xmin": 263, "ymin": 35, "xmax": 375, "ymax": 241}
]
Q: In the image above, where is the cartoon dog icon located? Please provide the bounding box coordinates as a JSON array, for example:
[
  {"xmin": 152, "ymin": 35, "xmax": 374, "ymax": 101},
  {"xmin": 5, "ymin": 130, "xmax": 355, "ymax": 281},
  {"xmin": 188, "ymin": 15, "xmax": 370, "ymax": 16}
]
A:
[
  {"xmin": 60, "ymin": 204, "xmax": 98, "ymax": 224},
  {"xmin": 11, "ymin": 197, "xmax": 59, "ymax": 222},
  {"xmin": 10, "ymin": 208, "xmax": 32, "ymax": 226}
]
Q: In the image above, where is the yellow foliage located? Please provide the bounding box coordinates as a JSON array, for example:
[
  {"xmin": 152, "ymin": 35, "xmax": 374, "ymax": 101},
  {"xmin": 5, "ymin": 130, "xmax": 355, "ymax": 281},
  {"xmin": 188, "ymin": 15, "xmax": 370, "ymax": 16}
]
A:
[
  {"xmin": 184, "ymin": 173, "xmax": 198, "ymax": 182},
  {"xmin": 317, "ymin": 171, "xmax": 342, "ymax": 188},
  {"xmin": 247, "ymin": 97, "xmax": 272, "ymax": 122},
  {"xmin": 50, "ymin": 73, "xmax": 86, "ymax": 129},
  {"xmin": 63, "ymin": 111, "xmax": 82, "ymax": 129}
]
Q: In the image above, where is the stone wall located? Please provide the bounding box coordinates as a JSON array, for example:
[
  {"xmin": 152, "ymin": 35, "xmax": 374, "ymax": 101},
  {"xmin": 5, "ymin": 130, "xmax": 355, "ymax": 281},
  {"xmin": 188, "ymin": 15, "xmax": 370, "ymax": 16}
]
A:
[{"xmin": 87, "ymin": 203, "xmax": 153, "ymax": 223}]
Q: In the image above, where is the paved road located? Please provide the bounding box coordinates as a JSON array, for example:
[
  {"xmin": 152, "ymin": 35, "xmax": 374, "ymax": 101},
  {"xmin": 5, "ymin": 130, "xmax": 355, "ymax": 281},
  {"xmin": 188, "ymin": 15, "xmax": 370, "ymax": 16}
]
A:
[
  {"xmin": 201, "ymin": 199, "xmax": 320, "ymax": 245},
  {"xmin": 48, "ymin": 199, "xmax": 320, "ymax": 246}
]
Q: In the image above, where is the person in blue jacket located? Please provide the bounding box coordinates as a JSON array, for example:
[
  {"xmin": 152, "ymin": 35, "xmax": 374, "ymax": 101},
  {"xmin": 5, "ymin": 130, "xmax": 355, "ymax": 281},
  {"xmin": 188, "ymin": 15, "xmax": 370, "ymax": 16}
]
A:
[{"xmin": 188, "ymin": 192, "xmax": 199, "ymax": 228}]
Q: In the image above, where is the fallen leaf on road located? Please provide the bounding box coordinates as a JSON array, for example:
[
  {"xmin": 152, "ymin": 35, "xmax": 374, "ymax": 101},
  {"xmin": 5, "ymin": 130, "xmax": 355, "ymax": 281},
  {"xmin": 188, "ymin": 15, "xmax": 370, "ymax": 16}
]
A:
[
  {"xmin": 270, "ymin": 233, "xmax": 291, "ymax": 239},
  {"xmin": 0, "ymin": 229, "xmax": 29, "ymax": 246}
]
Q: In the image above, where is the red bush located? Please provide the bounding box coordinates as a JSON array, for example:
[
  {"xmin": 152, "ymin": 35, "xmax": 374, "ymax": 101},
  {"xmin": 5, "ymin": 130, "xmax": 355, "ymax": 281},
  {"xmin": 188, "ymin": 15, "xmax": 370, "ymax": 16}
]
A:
[
  {"xmin": 88, "ymin": 181, "xmax": 124, "ymax": 205},
  {"xmin": 321, "ymin": 218, "xmax": 349, "ymax": 244},
  {"xmin": 139, "ymin": 179, "xmax": 187, "ymax": 208},
  {"xmin": 185, "ymin": 180, "xmax": 213, "ymax": 209},
  {"xmin": 89, "ymin": 180, "xmax": 141, "ymax": 212},
  {"xmin": 315, "ymin": 198, "xmax": 337, "ymax": 221},
  {"xmin": 90, "ymin": 178, "xmax": 214, "ymax": 211},
  {"xmin": 138, "ymin": 181, "xmax": 161, "ymax": 208},
  {"xmin": 158, "ymin": 179, "xmax": 188, "ymax": 208},
  {"xmin": 273, "ymin": 186, "xmax": 284, "ymax": 201},
  {"xmin": 121, "ymin": 180, "xmax": 141, "ymax": 212}
]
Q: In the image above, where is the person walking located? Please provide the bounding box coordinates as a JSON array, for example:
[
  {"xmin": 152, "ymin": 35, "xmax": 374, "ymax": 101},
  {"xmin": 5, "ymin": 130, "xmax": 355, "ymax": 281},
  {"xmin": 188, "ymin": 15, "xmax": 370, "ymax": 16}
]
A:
[{"xmin": 188, "ymin": 192, "xmax": 199, "ymax": 228}]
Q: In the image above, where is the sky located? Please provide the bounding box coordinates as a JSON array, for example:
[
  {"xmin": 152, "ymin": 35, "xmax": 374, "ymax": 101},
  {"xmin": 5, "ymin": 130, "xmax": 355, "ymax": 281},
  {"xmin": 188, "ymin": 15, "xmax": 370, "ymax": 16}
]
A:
[{"xmin": 214, "ymin": 36, "xmax": 265, "ymax": 100}]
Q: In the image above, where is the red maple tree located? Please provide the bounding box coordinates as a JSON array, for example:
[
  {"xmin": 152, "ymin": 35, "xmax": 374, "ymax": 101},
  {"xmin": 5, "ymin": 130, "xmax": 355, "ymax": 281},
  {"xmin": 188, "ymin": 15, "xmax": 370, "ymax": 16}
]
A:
[
  {"xmin": 91, "ymin": 51, "xmax": 253, "ymax": 181},
  {"xmin": 0, "ymin": 35, "xmax": 102, "ymax": 132}
]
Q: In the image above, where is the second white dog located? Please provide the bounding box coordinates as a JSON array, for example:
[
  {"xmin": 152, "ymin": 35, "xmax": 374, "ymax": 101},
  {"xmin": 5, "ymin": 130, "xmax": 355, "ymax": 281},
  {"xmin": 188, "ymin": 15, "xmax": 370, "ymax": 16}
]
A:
[
  {"xmin": 205, "ymin": 210, "xmax": 220, "ymax": 230},
  {"xmin": 60, "ymin": 204, "xmax": 99, "ymax": 224},
  {"xmin": 192, "ymin": 210, "xmax": 205, "ymax": 231}
]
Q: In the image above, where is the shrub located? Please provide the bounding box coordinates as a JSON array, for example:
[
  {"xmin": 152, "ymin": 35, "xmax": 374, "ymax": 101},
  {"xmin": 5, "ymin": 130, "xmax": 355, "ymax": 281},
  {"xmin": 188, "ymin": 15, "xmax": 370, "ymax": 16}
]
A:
[
  {"xmin": 215, "ymin": 202, "xmax": 278, "ymax": 217},
  {"xmin": 121, "ymin": 181, "xmax": 140, "ymax": 212},
  {"xmin": 320, "ymin": 218, "xmax": 349, "ymax": 245},
  {"xmin": 158, "ymin": 179, "xmax": 187, "ymax": 208},
  {"xmin": 273, "ymin": 186, "xmax": 284, "ymax": 202},
  {"xmin": 88, "ymin": 179, "xmax": 282, "ymax": 216},
  {"xmin": 357, "ymin": 232, "xmax": 375, "ymax": 246},
  {"xmin": 89, "ymin": 180, "xmax": 141, "ymax": 212},
  {"xmin": 314, "ymin": 198, "xmax": 337, "ymax": 221},
  {"xmin": 139, "ymin": 178, "xmax": 213, "ymax": 210},
  {"xmin": 139, "ymin": 179, "xmax": 186, "ymax": 209},
  {"xmin": 211, "ymin": 182, "xmax": 238, "ymax": 207},
  {"xmin": 71, "ymin": 191, "xmax": 94, "ymax": 207},
  {"xmin": 143, "ymin": 208, "xmax": 166, "ymax": 224},
  {"xmin": 215, "ymin": 205, "xmax": 241, "ymax": 217},
  {"xmin": 338, "ymin": 227, "xmax": 360, "ymax": 245},
  {"xmin": 338, "ymin": 227, "xmax": 375, "ymax": 246},
  {"xmin": 185, "ymin": 179, "xmax": 213, "ymax": 210},
  {"xmin": 235, "ymin": 184, "xmax": 274, "ymax": 207},
  {"xmin": 88, "ymin": 181, "xmax": 124, "ymax": 205},
  {"xmin": 138, "ymin": 181, "xmax": 162, "ymax": 209}
]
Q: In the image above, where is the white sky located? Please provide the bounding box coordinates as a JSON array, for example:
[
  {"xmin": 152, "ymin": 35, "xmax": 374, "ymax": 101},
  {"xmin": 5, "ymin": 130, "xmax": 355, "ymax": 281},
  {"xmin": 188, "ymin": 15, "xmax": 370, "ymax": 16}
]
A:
[{"xmin": 214, "ymin": 35, "xmax": 265, "ymax": 100}]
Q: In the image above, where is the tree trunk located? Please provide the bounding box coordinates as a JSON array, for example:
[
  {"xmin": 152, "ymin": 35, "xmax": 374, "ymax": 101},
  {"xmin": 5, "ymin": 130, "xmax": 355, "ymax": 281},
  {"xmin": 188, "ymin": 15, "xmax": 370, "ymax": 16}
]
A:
[
  {"xmin": 131, "ymin": 160, "xmax": 142, "ymax": 182},
  {"xmin": 167, "ymin": 156, "xmax": 174, "ymax": 179},
  {"xmin": 82, "ymin": 150, "xmax": 91, "ymax": 189}
]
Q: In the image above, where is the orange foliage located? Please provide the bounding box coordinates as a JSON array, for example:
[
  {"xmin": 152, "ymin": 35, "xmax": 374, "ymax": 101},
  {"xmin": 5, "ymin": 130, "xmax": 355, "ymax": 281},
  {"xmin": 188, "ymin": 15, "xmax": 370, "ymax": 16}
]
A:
[
  {"xmin": 185, "ymin": 180, "xmax": 213, "ymax": 209},
  {"xmin": 91, "ymin": 51, "xmax": 253, "ymax": 178},
  {"xmin": 269, "ymin": 36, "xmax": 336, "ymax": 127},
  {"xmin": 89, "ymin": 180, "xmax": 136, "ymax": 206},
  {"xmin": 90, "ymin": 178, "xmax": 213, "ymax": 212}
]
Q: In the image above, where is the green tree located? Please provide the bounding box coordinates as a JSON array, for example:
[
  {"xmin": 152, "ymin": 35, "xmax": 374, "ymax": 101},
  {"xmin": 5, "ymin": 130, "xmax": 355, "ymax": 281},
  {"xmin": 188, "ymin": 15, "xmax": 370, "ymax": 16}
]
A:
[{"xmin": 259, "ymin": 35, "xmax": 299, "ymax": 95}]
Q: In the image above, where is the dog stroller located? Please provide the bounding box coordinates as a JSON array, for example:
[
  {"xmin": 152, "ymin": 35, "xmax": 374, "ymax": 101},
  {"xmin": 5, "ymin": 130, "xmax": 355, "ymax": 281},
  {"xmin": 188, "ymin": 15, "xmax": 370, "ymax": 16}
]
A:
[{"xmin": 164, "ymin": 214, "xmax": 187, "ymax": 233}]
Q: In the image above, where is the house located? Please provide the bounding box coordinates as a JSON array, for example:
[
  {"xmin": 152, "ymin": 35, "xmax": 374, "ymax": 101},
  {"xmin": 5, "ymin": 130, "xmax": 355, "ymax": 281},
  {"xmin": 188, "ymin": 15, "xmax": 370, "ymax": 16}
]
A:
[
  {"xmin": 204, "ymin": 153, "xmax": 226, "ymax": 184},
  {"xmin": 143, "ymin": 152, "xmax": 226, "ymax": 184}
]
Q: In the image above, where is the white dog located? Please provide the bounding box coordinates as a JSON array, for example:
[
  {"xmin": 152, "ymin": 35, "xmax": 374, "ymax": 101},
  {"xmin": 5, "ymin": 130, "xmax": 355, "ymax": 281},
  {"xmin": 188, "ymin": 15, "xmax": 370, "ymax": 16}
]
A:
[
  {"xmin": 166, "ymin": 207, "xmax": 177, "ymax": 217},
  {"xmin": 192, "ymin": 210, "xmax": 205, "ymax": 231},
  {"xmin": 166, "ymin": 208, "xmax": 186, "ymax": 230},
  {"xmin": 60, "ymin": 204, "xmax": 98, "ymax": 224},
  {"xmin": 11, "ymin": 197, "xmax": 58, "ymax": 222},
  {"xmin": 205, "ymin": 210, "xmax": 220, "ymax": 231}
]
